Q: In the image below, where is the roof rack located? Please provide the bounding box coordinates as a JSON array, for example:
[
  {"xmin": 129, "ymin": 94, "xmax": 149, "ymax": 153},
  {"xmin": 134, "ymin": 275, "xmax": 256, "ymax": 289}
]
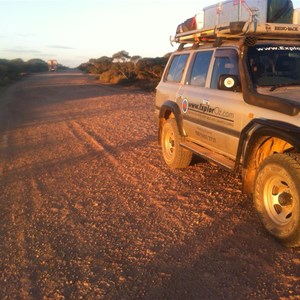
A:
[{"xmin": 171, "ymin": 21, "xmax": 300, "ymax": 46}]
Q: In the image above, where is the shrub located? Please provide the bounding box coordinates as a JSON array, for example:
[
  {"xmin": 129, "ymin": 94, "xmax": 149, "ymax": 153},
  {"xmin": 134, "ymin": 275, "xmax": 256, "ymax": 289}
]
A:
[{"xmin": 83, "ymin": 51, "xmax": 170, "ymax": 90}]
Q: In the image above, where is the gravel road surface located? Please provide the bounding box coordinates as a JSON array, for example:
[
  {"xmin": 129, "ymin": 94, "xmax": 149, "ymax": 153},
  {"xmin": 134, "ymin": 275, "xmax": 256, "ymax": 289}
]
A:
[{"xmin": 0, "ymin": 71, "xmax": 299, "ymax": 299}]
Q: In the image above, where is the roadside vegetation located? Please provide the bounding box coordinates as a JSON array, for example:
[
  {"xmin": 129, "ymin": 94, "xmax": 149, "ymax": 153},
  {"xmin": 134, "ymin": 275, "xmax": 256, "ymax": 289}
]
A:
[
  {"xmin": 0, "ymin": 51, "xmax": 169, "ymax": 90},
  {"xmin": 0, "ymin": 58, "xmax": 67, "ymax": 86},
  {"xmin": 79, "ymin": 50, "xmax": 170, "ymax": 91}
]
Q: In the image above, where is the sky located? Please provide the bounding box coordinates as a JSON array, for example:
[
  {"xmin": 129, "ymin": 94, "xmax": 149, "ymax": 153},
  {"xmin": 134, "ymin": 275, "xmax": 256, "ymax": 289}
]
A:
[{"xmin": 1, "ymin": 0, "xmax": 300, "ymax": 68}]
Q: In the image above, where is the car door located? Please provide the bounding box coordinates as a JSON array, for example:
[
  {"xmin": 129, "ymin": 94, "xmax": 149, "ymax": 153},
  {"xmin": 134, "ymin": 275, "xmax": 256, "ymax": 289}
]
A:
[
  {"xmin": 179, "ymin": 48, "xmax": 244, "ymax": 159},
  {"xmin": 176, "ymin": 50, "xmax": 214, "ymax": 142},
  {"xmin": 203, "ymin": 48, "xmax": 244, "ymax": 159},
  {"xmin": 156, "ymin": 53, "xmax": 190, "ymax": 111}
]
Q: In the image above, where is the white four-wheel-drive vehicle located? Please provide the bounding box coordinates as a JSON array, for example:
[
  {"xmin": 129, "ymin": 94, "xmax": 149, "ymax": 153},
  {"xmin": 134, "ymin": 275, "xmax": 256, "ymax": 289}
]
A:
[{"xmin": 156, "ymin": 0, "xmax": 300, "ymax": 247}]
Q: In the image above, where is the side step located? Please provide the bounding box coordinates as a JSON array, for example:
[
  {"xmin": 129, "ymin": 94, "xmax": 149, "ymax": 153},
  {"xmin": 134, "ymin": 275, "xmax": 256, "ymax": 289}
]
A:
[{"xmin": 180, "ymin": 141, "xmax": 235, "ymax": 172}]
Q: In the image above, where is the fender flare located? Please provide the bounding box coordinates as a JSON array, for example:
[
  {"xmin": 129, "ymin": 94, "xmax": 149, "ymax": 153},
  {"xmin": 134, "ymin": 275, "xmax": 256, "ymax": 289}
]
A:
[
  {"xmin": 158, "ymin": 100, "xmax": 185, "ymax": 138},
  {"xmin": 236, "ymin": 118, "xmax": 300, "ymax": 170}
]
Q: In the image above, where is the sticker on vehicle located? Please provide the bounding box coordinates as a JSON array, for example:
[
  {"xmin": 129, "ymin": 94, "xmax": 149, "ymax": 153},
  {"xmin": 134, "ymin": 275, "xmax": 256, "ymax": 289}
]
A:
[{"xmin": 182, "ymin": 98, "xmax": 189, "ymax": 113}]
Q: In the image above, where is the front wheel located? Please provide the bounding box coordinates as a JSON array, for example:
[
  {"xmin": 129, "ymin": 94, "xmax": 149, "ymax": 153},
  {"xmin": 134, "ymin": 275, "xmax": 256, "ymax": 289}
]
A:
[
  {"xmin": 161, "ymin": 118, "xmax": 192, "ymax": 169},
  {"xmin": 254, "ymin": 153, "xmax": 300, "ymax": 247}
]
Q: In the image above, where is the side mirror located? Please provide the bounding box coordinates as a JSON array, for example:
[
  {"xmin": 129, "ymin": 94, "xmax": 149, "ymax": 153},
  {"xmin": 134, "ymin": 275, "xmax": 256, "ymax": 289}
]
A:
[{"xmin": 218, "ymin": 74, "xmax": 241, "ymax": 92}]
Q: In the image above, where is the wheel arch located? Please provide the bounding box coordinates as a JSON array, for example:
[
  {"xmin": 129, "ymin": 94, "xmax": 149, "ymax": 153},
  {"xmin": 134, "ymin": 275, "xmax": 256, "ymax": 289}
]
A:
[
  {"xmin": 158, "ymin": 100, "xmax": 184, "ymax": 145},
  {"xmin": 240, "ymin": 119, "xmax": 300, "ymax": 194}
]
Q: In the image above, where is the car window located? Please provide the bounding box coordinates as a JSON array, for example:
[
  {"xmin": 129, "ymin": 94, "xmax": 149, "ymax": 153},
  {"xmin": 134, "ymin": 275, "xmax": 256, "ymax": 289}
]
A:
[
  {"xmin": 165, "ymin": 54, "xmax": 189, "ymax": 83},
  {"xmin": 211, "ymin": 49, "xmax": 239, "ymax": 89},
  {"xmin": 189, "ymin": 51, "xmax": 213, "ymax": 86}
]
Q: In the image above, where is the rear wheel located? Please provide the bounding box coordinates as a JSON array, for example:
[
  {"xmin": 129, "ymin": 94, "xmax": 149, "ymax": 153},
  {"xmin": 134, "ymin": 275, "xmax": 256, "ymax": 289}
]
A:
[
  {"xmin": 161, "ymin": 118, "xmax": 192, "ymax": 169},
  {"xmin": 254, "ymin": 153, "xmax": 300, "ymax": 247}
]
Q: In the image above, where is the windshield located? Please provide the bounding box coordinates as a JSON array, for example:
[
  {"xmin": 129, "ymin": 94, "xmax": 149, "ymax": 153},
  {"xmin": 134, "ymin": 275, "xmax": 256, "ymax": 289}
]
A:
[{"xmin": 246, "ymin": 45, "xmax": 300, "ymax": 88}]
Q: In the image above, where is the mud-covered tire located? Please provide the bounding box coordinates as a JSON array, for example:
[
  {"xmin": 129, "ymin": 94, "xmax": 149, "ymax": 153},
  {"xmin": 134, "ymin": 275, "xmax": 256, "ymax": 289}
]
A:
[
  {"xmin": 254, "ymin": 153, "xmax": 300, "ymax": 247},
  {"xmin": 161, "ymin": 118, "xmax": 192, "ymax": 169}
]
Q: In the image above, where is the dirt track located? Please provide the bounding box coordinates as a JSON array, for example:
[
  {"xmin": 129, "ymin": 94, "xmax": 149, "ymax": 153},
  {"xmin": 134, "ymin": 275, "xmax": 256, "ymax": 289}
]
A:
[{"xmin": 0, "ymin": 71, "xmax": 299, "ymax": 299}]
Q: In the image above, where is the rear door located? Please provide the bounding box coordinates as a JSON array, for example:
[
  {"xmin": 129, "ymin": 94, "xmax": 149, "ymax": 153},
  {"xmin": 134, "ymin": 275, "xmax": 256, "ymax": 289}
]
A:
[
  {"xmin": 177, "ymin": 50, "xmax": 214, "ymax": 142},
  {"xmin": 156, "ymin": 53, "xmax": 189, "ymax": 110}
]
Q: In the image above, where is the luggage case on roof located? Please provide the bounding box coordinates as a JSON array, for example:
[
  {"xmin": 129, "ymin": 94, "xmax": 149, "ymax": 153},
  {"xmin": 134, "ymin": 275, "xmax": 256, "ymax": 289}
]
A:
[
  {"xmin": 176, "ymin": 15, "xmax": 202, "ymax": 34},
  {"xmin": 203, "ymin": 0, "xmax": 294, "ymax": 28},
  {"xmin": 176, "ymin": 17, "xmax": 197, "ymax": 34}
]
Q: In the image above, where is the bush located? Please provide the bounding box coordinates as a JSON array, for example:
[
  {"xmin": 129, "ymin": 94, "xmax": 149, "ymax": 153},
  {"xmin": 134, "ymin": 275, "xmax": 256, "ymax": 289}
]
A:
[
  {"xmin": 134, "ymin": 78, "xmax": 159, "ymax": 91},
  {"xmin": 25, "ymin": 59, "xmax": 48, "ymax": 72},
  {"xmin": 0, "ymin": 58, "xmax": 49, "ymax": 86},
  {"xmin": 81, "ymin": 51, "xmax": 170, "ymax": 90}
]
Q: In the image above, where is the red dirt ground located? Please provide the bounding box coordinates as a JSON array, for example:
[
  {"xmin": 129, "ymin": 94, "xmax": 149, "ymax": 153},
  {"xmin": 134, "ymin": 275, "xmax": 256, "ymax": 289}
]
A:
[{"xmin": 0, "ymin": 71, "xmax": 299, "ymax": 299}]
